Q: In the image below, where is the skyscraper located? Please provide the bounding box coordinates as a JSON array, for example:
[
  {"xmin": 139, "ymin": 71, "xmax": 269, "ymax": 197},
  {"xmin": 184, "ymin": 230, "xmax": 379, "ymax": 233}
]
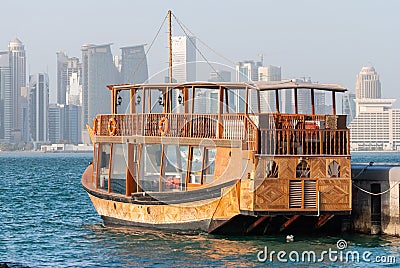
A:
[
  {"xmin": 119, "ymin": 45, "xmax": 149, "ymax": 113},
  {"xmin": 57, "ymin": 52, "xmax": 82, "ymax": 105},
  {"xmin": 120, "ymin": 45, "xmax": 148, "ymax": 84},
  {"xmin": 81, "ymin": 43, "xmax": 119, "ymax": 141},
  {"xmin": 29, "ymin": 73, "xmax": 49, "ymax": 144},
  {"xmin": 8, "ymin": 38, "xmax": 26, "ymax": 138},
  {"xmin": 258, "ymin": 65, "xmax": 281, "ymax": 112},
  {"xmin": 56, "ymin": 51, "xmax": 68, "ymax": 105},
  {"xmin": 349, "ymin": 99, "xmax": 400, "ymax": 151},
  {"xmin": 49, "ymin": 103, "xmax": 81, "ymax": 144},
  {"xmin": 356, "ymin": 66, "xmax": 381, "ymax": 99},
  {"xmin": 236, "ymin": 61, "xmax": 262, "ymax": 82},
  {"xmin": 172, "ymin": 36, "xmax": 196, "ymax": 83},
  {"xmin": 0, "ymin": 51, "xmax": 12, "ymax": 142},
  {"xmin": 207, "ymin": 70, "xmax": 231, "ymax": 82}
]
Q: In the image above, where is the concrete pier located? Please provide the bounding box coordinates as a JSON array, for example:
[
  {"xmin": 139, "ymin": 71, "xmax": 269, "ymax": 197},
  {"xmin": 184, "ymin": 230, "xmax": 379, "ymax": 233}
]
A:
[{"xmin": 351, "ymin": 163, "xmax": 400, "ymax": 236}]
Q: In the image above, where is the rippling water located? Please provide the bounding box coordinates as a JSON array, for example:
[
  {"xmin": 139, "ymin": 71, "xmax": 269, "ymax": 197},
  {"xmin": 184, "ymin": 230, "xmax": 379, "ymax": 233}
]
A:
[{"xmin": 1, "ymin": 152, "xmax": 400, "ymax": 267}]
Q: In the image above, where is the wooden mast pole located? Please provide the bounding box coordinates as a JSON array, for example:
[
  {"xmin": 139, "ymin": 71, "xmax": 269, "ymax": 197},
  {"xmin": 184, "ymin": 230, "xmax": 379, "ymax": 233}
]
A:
[
  {"xmin": 168, "ymin": 10, "xmax": 173, "ymax": 84},
  {"xmin": 165, "ymin": 10, "xmax": 173, "ymax": 113}
]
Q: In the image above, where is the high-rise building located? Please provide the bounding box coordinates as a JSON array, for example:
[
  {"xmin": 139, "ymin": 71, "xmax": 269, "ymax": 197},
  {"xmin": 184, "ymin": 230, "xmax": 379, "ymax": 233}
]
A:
[
  {"xmin": 57, "ymin": 52, "xmax": 82, "ymax": 105},
  {"xmin": 119, "ymin": 45, "xmax": 149, "ymax": 113},
  {"xmin": 56, "ymin": 51, "xmax": 68, "ymax": 105},
  {"xmin": 8, "ymin": 38, "xmax": 26, "ymax": 138},
  {"xmin": 356, "ymin": 66, "xmax": 381, "ymax": 99},
  {"xmin": 20, "ymin": 86, "xmax": 29, "ymax": 142},
  {"xmin": 66, "ymin": 72, "xmax": 82, "ymax": 106},
  {"xmin": 120, "ymin": 45, "xmax": 148, "ymax": 84},
  {"xmin": 349, "ymin": 99, "xmax": 400, "ymax": 151},
  {"xmin": 81, "ymin": 43, "xmax": 120, "ymax": 141},
  {"xmin": 29, "ymin": 73, "xmax": 49, "ymax": 144},
  {"xmin": 172, "ymin": 36, "xmax": 196, "ymax": 83},
  {"xmin": 49, "ymin": 104, "xmax": 82, "ymax": 144},
  {"xmin": 48, "ymin": 104, "xmax": 62, "ymax": 143},
  {"xmin": 234, "ymin": 60, "xmax": 262, "ymax": 113},
  {"xmin": 207, "ymin": 70, "xmax": 231, "ymax": 82},
  {"xmin": 236, "ymin": 60, "xmax": 262, "ymax": 82},
  {"xmin": 258, "ymin": 65, "xmax": 281, "ymax": 112},
  {"xmin": 0, "ymin": 51, "xmax": 12, "ymax": 142}
]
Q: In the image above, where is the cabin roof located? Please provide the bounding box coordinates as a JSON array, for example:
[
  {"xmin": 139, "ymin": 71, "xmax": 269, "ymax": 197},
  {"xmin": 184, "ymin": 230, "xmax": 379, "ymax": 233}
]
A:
[
  {"xmin": 108, "ymin": 80, "xmax": 347, "ymax": 92},
  {"xmin": 254, "ymin": 81, "xmax": 347, "ymax": 92}
]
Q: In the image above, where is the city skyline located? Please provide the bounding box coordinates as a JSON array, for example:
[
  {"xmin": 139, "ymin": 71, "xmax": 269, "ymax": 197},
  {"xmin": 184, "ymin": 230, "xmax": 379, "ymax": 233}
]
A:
[{"xmin": 1, "ymin": 1, "xmax": 399, "ymax": 105}]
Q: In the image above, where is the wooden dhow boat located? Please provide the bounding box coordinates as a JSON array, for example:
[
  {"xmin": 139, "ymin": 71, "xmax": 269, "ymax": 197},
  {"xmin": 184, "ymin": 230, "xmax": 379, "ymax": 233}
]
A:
[
  {"xmin": 81, "ymin": 10, "xmax": 351, "ymax": 234},
  {"xmin": 81, "ymin": 80, "xmax": 352, "ymax": 234}
]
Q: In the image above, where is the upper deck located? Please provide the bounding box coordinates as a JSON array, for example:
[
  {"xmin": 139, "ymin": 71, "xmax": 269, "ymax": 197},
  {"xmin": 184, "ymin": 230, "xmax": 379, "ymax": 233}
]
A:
[{"xmin": 91, "ymin": 81, "xmax": 349, "ymax": 156}]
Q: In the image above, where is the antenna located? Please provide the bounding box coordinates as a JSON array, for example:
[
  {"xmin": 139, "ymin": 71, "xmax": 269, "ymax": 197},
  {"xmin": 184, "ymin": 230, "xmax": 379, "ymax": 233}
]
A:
[{"xmin": 259, "ymin": 53, "xmax": 263, "ymax": 65}]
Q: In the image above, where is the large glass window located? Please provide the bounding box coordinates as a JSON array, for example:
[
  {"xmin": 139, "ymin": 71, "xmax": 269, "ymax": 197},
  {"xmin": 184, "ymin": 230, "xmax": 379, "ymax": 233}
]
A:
[
  {"xmin": 203, "ymin": 148, "xmax": 216, "ymax": 183},
  {"xmin": 150, "ymin": 89, "xmax": 165, "ymax": 113},
  {"xmin": 189, "ymin": 147, "xmax": 204, "ymax": 184},
  {"xmin": 135, "ymin": 89, "xmax": 144, "ymax": 113},
  {"xmin": 163, "ymin": 145, "xmax": 188, "ymax": 191},
  {"xmin": 193, "ymin": 88, "xmax": 219, "ymax": 114},
  {"xmin": 98, "ymin": 143, "xmax": 111, "ymax": 191},
  {"xmin": 92, "ymin": 143, "xmax": 99, "ymax": 184},
  {"xmin": 226, "ymin": 88, "xmax": 246, "ymax": 113},
  {"xmin": 110, "ymin": 144, "xmax": 127, "ymax": 195},
  {"xmin": 248, "ymin": 88, "xmax": 259, "ymax": 114},
  {"xmin": 140, "ymin": 144, "xmax": 162, "ymax": 192}
]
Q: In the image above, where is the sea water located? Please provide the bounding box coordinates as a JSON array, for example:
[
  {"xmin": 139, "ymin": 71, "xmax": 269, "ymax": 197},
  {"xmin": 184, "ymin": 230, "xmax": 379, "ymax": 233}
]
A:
[{"xmin": 1, "ymin": 152, "xmax": 400, "ymax": 267}]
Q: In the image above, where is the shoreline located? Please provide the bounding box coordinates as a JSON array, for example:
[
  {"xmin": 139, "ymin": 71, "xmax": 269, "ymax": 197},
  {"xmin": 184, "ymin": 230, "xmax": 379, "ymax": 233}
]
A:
[{"xmin": 0, "ymin": 150, "xmax": 92, "ymax": 154}]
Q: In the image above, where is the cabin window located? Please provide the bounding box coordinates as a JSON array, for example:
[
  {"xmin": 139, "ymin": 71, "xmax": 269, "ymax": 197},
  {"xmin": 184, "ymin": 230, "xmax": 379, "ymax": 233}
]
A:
[
  {"xmin": 163, "ymin": 145, "xmax": 188, "ymax": 191},
  {"xmin": 226, "ymin": 88, "xmax": 246, "ymax": 113},
  {"xmin": 92, "ymin": 143, "xmax": 99, "ymax": 184},
  {"xmin": 150, "ymin": 88, "xmax": 165, "ymax": 113},
  {"xmin": 110, "ymin": 144, "xmax": 127, "ymax": 195},
  {"xmin": 203, "ymin": 148, "xmax": 216, "ymax": 183},
  {"xmin": 135, "ymin": 89, "xmax": 144, "ymax": 113},
  {"xmin": 98, "ymin": 143, "xmax": 111, "ymax": 191},
  {"xmin": 248, "ymin": 88, "xmax": 259, "ymax": 114},
  {"xmin": 328, "ymin": 161, "xmax": 340, "ymax": 178},
  {"xmin": 140, "ymin": 144, "xmax": 162, "ymax": 192},
  {"xmin": 297, "ymin": 88, "xmax": 312, "ymax": 114},
  {"xmin": 193, "ymin": 88, "xmax": 219, "ymax": 114},
  {"xmin": 265, "ymin": 160, "xmax": 278, "ymax": 178},
  {"xmin": 173, "ymin": 88, "xmax": 186, "ymax": 113},
  {"xmin": 260, "ymin": 91, "xmax": 276, "ymax": 113},
  {"xmin": 296, "ymin": 160, "xmax": 310, "ymax": 178},
  {"xmin": 189, "ymin": 147, "xmax": 204, "ymax": 184},
  {"xmin": 117, "ymin": 90, "xmax": 130, "ymax": 114},
  {"xmin": 280, "ymin": 89, "xmax": 294, "ymax": 114}
]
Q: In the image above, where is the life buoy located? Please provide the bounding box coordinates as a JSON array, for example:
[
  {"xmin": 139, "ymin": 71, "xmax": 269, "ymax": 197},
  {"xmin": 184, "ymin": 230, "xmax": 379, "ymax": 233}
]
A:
[
  {"xmin": 107, "ymin": 117, "xmax": 117, "ymax": 136},
  {"xmin": 93, "ymin": 118, "xmax": 98, "ymax": 134},
  {"xmin": 159, "ymin": 117, "xmax": 169, "ymax": 135}
]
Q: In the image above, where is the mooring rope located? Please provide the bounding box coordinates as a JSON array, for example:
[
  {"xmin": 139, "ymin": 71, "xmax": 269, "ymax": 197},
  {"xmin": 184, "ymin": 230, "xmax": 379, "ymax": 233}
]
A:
[
  {"xmin": 352, "ymin": 161, "xmax": 400, "ymax": 196},
  {"xmin": 352, "ymin": 181, "xmax": 400, "ymax": 196}
]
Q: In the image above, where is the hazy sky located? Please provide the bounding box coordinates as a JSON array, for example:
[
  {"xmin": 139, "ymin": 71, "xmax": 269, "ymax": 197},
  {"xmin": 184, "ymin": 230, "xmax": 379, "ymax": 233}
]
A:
[{"xmin": 1, "ymin": 0, "xmax": 399, "ymax": 104}]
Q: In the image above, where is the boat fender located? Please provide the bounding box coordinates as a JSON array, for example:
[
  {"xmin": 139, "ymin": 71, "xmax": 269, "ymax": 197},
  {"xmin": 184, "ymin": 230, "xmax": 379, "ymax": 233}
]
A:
[
  {"xmin": 107, "ymin": 117, "xmax": 117, "ymax": 136},
  {"xmin": 159, "ymin": 117, "xmax": 169, "ymax": 135},
  {"xmin": 93, "ymin": 118, "xmax": 98, "ymax": 134}
]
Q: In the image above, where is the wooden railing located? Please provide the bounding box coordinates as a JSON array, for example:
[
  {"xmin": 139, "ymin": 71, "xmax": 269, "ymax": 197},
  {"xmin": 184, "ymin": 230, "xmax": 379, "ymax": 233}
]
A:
[
  {"xmin": 94, "ymin": 113, "xmax": 259, "ymax": 150},
  {"xmin": 260, "ymin": 129, "xmax": 350, "ymax": 155},
  {"xmin": 93, "ymin": 112, "xmax": 349, "ymax": 155}
]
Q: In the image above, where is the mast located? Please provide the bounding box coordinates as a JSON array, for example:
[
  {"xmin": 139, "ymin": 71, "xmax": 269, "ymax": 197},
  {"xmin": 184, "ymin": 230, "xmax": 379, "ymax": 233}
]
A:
[
  {"xmin": 166, "ymin": 9, "xmax": 173, "ymax": 113},
  {"xmin": 168, "ymin": 10, "xmax": 173, "ymax": 83}
]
